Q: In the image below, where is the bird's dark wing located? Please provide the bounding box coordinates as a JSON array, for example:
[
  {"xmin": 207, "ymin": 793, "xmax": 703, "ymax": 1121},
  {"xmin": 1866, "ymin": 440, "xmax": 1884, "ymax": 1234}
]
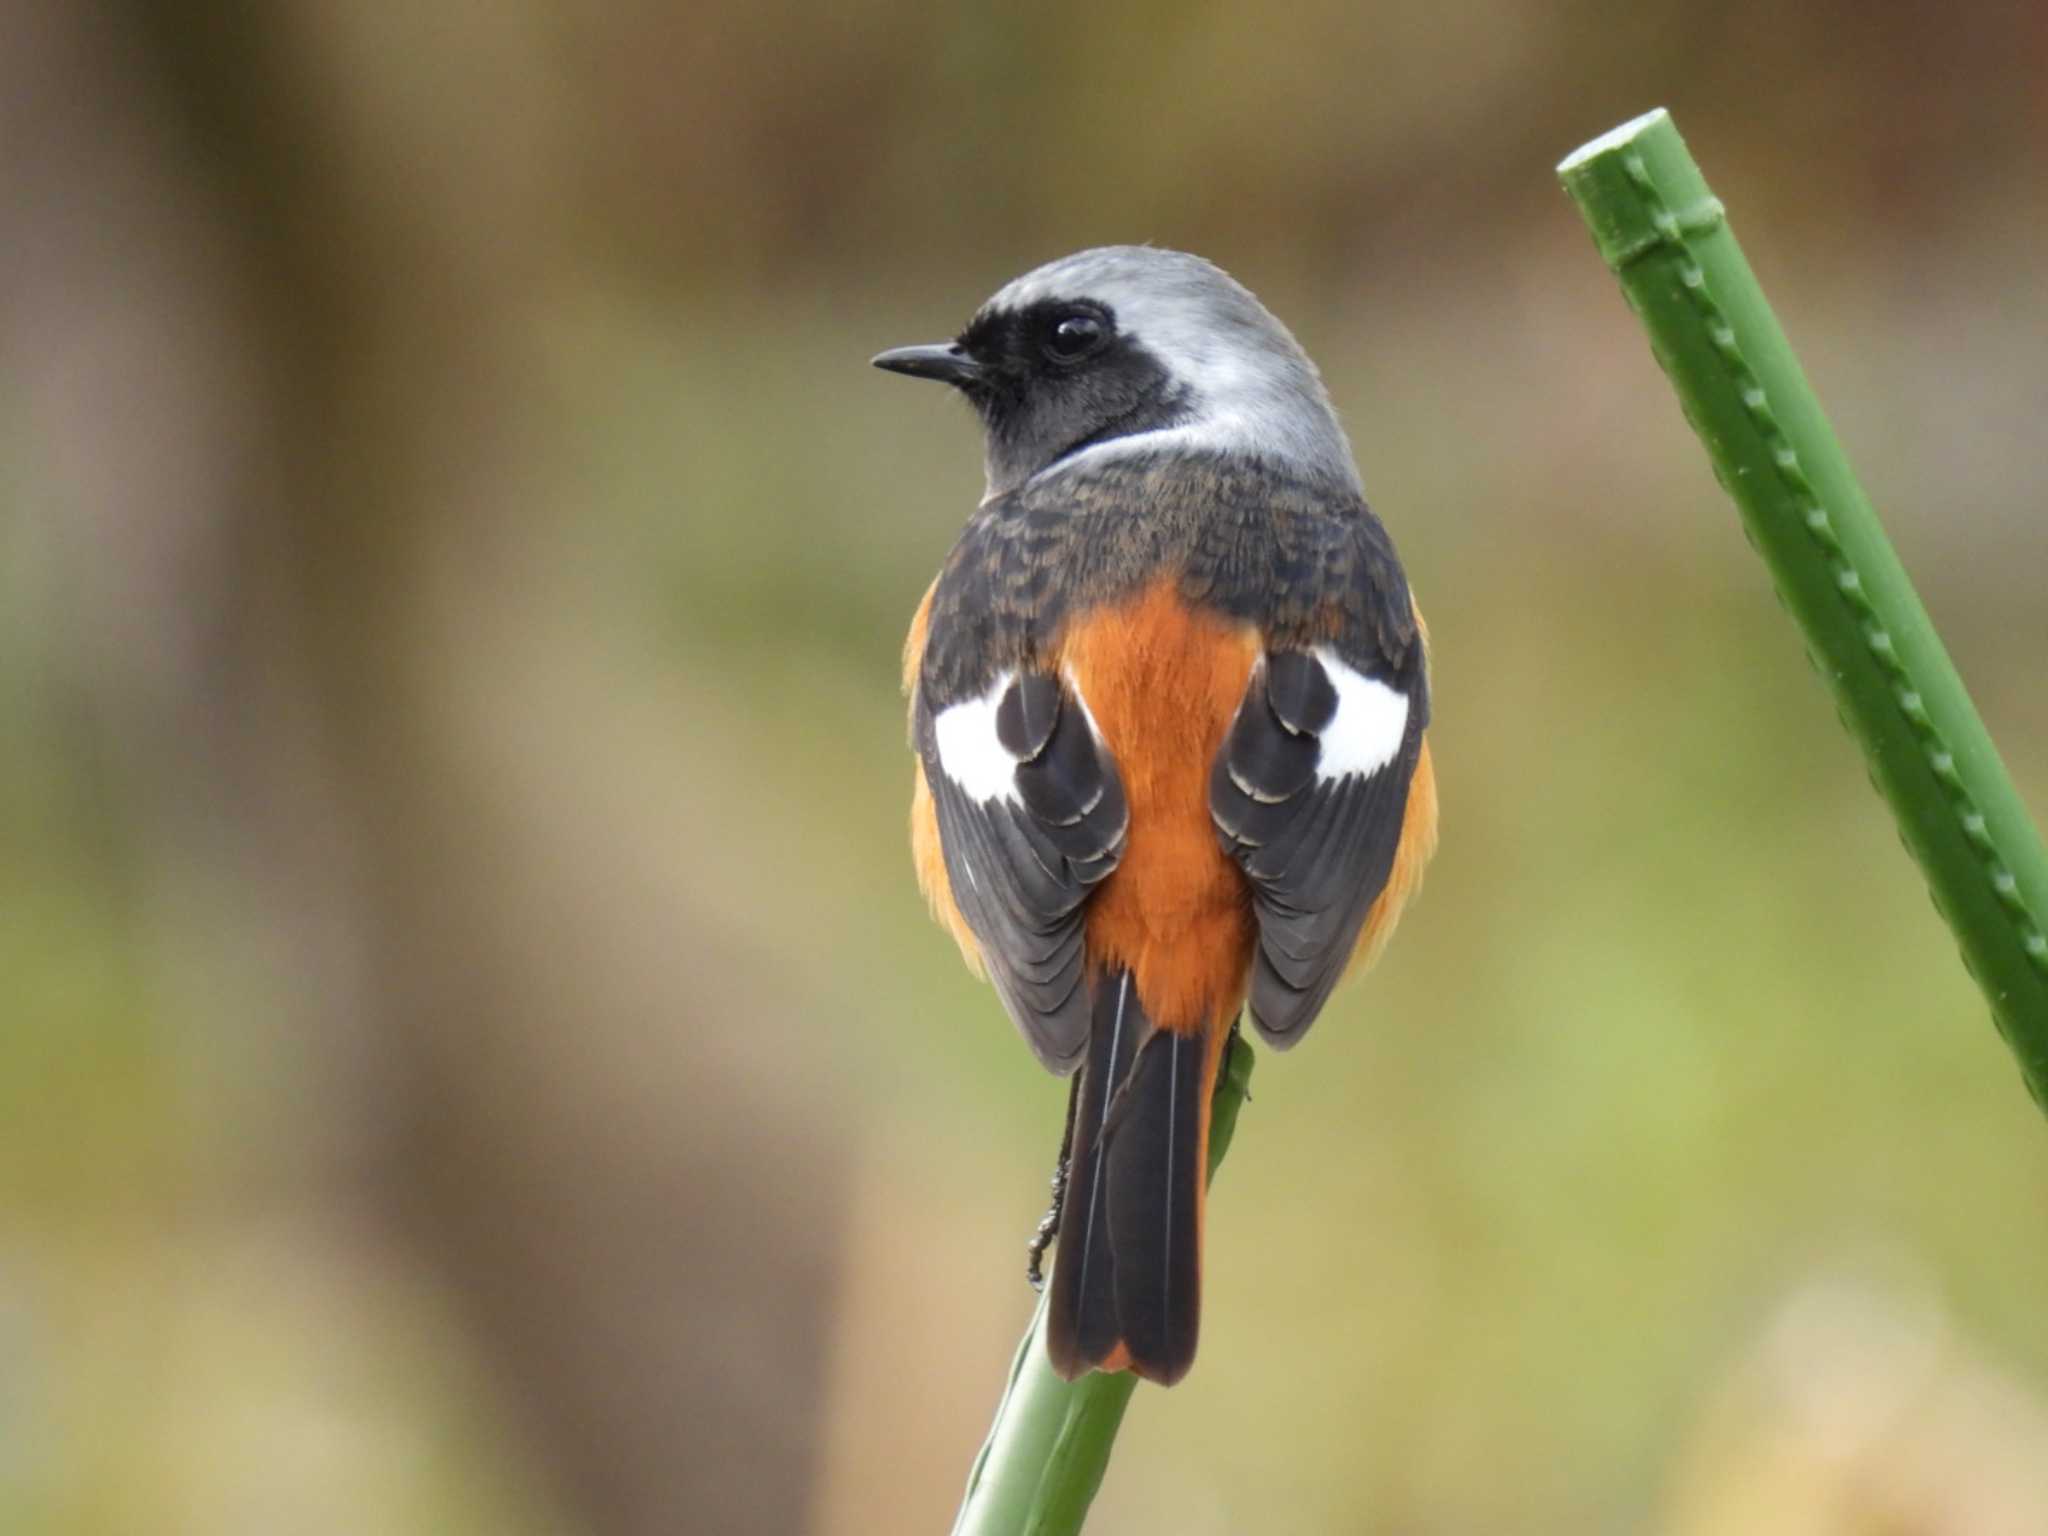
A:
[
  {"xmin": 1210, "ymin": 643, "xmax": 1426, "ymax": 1046},
  {"xmin": 915, "ymin": 669, "xmax": 1127, "ymax": 1073}
]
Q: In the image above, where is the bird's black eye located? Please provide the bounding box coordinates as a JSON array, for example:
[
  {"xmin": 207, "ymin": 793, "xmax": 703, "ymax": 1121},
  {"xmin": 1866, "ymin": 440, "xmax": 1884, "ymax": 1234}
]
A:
[{"xmin": 1043, "ymin": 311, "xmax": 1108, "ymax": 364}]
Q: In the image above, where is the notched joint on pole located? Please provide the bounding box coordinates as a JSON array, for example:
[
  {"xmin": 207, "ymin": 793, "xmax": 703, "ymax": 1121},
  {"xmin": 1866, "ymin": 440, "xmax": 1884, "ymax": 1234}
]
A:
[{"xmin": 1603, "ymin": 196, "xmax": 1728, "ymax": 273}]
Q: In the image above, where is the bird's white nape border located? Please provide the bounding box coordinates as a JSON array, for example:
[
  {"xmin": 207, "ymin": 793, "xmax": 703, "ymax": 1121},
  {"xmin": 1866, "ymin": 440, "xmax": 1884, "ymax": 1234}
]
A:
[
  {"xmin": 932, "ymin": 671, "xmax": 1023, "ymax": 803},
  {"xmin": 1311, "ymin": 646, "xmax": 1409, "ymax": 780}
]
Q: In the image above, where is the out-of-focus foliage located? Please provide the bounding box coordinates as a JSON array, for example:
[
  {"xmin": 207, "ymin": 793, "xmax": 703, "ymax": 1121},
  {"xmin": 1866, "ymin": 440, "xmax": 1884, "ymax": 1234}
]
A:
[{"xmin": 2, "ymin": 2, "xmax": 2046, "ymax": 1533}]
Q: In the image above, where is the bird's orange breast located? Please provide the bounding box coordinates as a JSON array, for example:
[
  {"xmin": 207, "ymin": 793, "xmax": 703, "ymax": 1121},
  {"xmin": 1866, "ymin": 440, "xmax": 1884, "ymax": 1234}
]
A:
[{"xmin": 1055, "ymin": 580, "xmax": 1261, "ymax": 1034}]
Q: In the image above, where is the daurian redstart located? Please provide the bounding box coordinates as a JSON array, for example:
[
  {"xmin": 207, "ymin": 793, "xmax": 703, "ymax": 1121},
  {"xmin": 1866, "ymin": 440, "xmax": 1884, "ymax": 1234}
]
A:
[{"xmin": 878, "ymin": 247, "xmax": 1436, "ymax": 1386}]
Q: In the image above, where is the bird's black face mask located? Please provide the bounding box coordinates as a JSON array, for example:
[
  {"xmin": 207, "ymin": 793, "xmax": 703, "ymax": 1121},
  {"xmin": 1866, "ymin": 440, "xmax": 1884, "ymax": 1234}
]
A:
[{"xmin": 876, "ymin": 299, "xmax": 1194, "ymax": 494}]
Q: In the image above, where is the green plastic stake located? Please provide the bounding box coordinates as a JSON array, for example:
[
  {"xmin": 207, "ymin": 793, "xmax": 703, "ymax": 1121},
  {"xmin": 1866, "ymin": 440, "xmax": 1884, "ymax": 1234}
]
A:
[
  {"xmin": 951, "ymin": 1032, "xmax": 1254, "ymax": 1536},
  {"xmin": 1559, "ymin": 109, "xmax": 2048, "ymax": 1107}
]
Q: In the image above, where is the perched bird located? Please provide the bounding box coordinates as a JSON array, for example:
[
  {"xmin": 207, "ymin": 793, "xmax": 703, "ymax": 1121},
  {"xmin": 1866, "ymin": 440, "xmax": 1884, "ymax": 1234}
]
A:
[{"xmin": 878, "ymin": 247, "xmax": 1437, "ymax": 1386}]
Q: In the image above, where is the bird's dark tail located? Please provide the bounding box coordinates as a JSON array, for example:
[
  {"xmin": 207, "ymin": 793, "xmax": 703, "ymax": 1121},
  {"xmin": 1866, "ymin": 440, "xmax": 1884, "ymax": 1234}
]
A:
[{"xmin": 1045, "ymin": 969, "xmax": 1221, "ymax": 1386}]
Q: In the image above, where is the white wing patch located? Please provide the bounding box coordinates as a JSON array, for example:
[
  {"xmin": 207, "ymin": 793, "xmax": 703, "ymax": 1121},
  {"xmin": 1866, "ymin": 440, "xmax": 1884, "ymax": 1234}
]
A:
[
  {"xmin": 1312, "ymin": 646, "xmax": 1409, "ymax": 780},
  {"xmin": 933, "ymin": 671, "xmax": 1023, "ymax": 803}
]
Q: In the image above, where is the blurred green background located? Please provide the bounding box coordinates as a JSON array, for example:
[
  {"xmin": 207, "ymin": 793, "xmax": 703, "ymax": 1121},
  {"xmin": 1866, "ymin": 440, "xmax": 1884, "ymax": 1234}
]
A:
[{"xmin": 5, "ymin": 3, "xmax": 2048, "ymax": 1532}]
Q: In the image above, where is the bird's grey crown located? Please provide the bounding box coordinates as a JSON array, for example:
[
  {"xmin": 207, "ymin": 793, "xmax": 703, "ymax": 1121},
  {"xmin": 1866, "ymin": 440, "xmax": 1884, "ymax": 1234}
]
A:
[{"xmin": 980, "ymin": 246, "xmax": 1362, "ymax": 494}]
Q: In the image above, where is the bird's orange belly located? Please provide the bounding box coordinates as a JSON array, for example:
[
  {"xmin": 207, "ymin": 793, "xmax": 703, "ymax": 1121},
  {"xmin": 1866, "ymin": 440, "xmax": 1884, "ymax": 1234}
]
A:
[{"xmin": 1056, "ymin": 580, "xmax": 1261, "ymax": 1034}]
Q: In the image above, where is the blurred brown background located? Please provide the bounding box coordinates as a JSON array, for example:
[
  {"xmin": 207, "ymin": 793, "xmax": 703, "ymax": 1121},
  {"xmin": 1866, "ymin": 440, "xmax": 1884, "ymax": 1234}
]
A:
[{"xmin": 4, "ymin": 2, "xmax": 2048, "ymax": 1532}]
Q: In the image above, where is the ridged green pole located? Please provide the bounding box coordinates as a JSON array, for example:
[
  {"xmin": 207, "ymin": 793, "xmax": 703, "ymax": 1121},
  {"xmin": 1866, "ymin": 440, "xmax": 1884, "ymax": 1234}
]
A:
[
  {"xmin": 951, "ymin": 1034, "xmax": 1254, "ymax": 1536},
  {"xmin": 1559, "ymin": 109, "xmax": 2048, "ymax": 1108}
]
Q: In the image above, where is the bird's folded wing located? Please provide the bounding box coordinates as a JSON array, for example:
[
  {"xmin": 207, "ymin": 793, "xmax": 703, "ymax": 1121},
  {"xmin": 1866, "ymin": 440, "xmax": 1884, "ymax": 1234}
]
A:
[
  {"xmin": 1210, "ymin": 645, "xmax": 1424, "ymax": 1045},
  {"xmin": 916, "ymin": 669, "xmax": 1127, "ymax": 1072}
]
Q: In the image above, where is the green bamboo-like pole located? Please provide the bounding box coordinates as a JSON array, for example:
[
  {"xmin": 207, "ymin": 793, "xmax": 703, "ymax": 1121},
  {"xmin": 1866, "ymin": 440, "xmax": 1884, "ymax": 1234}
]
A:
[
  {"xmin": 1558, "ymin": 109, "xmax": 2048, "ymax": 1107},
  {"xmin": 951, "ymin": 1032, "xmax": 1255, "ymax": 1536}
]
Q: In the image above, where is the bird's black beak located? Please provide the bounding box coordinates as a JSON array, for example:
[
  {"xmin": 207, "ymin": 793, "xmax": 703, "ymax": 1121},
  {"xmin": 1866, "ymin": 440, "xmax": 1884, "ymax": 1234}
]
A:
[{"xmin": 872, "ymin": 342, "xmax": 981, "ymax": 388}]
